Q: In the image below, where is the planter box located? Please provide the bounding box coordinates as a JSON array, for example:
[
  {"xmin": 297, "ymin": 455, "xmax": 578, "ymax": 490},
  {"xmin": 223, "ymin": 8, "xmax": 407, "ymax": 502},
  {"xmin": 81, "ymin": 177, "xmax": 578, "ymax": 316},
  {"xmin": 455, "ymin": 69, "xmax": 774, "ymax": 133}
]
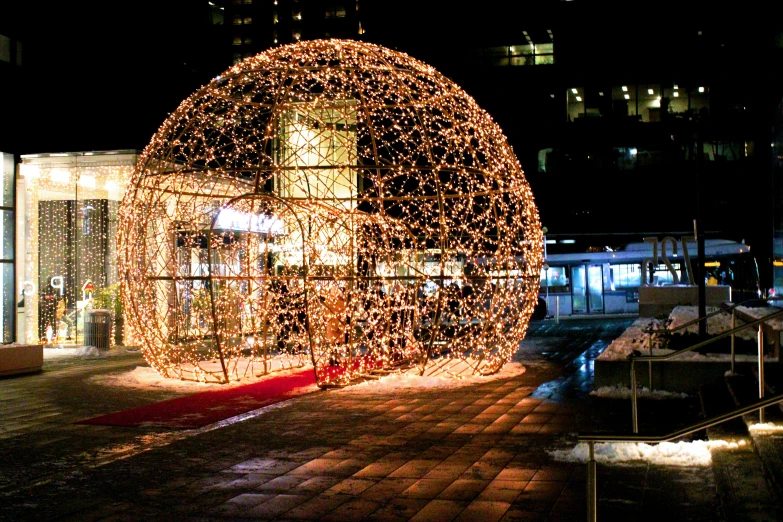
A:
[
  {"xmin": 0, "ymin": 344, "xmax": 44, "ymax": 376},
  {"xmin": 638, "ymin": 285, "xmax": 730, "ymax": 318}
]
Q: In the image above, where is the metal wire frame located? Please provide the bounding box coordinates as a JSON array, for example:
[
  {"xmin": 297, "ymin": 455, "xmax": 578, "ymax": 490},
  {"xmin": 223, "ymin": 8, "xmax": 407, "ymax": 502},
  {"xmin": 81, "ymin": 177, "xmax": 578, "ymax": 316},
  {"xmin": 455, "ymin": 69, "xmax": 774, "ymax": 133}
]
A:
[{"xmin": 117, "ymin": 39, "xmax": 542, "ymax": 386}]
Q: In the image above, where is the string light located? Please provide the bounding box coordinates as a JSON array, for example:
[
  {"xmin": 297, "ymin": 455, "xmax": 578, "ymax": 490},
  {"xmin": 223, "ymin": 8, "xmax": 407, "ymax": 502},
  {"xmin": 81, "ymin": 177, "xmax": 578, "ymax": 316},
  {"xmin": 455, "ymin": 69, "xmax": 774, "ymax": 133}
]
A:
[
  {"xmin": 118, "ymin": 39, "xmax": 543, "ymax": 386},
  {"xmin": 21, "ymin": 157, "xmax": 134, "ymax": 346}
]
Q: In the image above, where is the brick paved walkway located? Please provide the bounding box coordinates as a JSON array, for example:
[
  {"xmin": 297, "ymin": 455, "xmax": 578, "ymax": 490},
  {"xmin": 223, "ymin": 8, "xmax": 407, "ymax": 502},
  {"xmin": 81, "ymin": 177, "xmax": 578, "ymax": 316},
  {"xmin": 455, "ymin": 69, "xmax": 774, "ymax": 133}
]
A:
[{"xmin": 0, "ymin": 318, "xmax": 727, "ymax": 521}]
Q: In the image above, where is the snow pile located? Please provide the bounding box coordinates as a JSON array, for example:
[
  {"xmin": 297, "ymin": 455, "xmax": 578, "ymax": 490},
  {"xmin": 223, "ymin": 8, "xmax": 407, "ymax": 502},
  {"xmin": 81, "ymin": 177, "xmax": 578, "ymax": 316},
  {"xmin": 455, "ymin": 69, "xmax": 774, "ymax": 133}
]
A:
[
  {"xmin": 88, "ymin": 365, "xmax": 310, "ymax": 391},
  {"xmin": 335, "ymin": 361, "xmax": 527, "ymax": 393},
  {"xmin": 44, "ymin": 346, "xmax": 135, "ymax": 359},
  {"xmin": 550, "ymin": 439, "xmax": 743, "ymax": 467},
  {"xmin": 668, "ymin": 305, "xmax": 759, "ymax": 341},
  {"xmin": 748, "ymin": 423, "xmax": 783, "ymax": 432},
  {"xmin": 597, "ymin": 305, "xmax": 781, "ymax": 361},
  {"xmin": 597, "ymin": 317, "xmax": 675, "ymax": 361},
  {"xmin": 590, "ymin": 384, "xmax": 688, "ymax": 400}
]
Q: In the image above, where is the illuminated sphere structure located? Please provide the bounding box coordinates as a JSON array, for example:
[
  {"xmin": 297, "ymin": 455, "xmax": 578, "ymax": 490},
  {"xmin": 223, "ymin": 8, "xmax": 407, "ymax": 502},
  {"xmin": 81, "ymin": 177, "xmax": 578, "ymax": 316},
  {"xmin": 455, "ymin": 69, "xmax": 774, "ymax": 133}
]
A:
[{"xmin": 118, "ymin": 39, "xmax": 543, "ymax": 386}]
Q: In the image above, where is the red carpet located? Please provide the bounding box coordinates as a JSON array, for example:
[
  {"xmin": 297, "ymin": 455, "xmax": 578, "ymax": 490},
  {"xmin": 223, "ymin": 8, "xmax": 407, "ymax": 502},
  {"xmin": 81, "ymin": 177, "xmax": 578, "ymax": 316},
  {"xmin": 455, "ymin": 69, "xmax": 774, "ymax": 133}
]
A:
[{"xmin": 78, "ymin": 368, "xmax": 317, "ymax": 429}]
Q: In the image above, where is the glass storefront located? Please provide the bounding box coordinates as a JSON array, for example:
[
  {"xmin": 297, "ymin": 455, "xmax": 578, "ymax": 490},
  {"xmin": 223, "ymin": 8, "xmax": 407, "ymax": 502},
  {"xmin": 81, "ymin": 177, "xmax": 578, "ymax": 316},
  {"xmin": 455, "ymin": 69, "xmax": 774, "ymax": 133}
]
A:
[
  {"xmin": 17, "ymin": 151, "xmax": 137, "ymax": 345},
  {"xmin": 0, "ymin": 152, "xmax": 14, "ymax": 343}
]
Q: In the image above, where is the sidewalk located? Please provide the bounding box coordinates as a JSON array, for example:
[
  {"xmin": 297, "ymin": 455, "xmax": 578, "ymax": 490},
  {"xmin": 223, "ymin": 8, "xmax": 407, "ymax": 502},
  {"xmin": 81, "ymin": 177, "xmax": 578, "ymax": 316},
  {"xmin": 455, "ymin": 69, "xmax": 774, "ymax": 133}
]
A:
[{"xmin": 0, "ymin": 318, "xmax": 742, "ymax": 521}]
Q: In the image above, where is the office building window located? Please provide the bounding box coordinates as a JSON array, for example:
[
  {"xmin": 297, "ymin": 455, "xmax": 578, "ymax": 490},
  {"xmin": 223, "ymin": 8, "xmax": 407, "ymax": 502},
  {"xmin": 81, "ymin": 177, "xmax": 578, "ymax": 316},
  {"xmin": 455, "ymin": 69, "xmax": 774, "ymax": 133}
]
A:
[
  {"xmin": 325, "ymin": 4, "xmax": 346, "ymax": 18},
  {"xmin": 0, "ymin": 35, "xmax": 10, "ymax": 63},
  {"xmin": 471, "ymin": 43, "xmax": 554, "ymax": 67}
]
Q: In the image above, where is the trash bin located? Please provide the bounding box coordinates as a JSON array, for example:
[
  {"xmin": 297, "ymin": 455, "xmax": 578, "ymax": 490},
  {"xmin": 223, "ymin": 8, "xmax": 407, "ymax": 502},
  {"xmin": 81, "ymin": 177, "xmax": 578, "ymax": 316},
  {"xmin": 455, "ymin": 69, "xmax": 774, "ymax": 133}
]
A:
[{"xmin": 84, "ymin": 309, "xmax": 112, "ymax": 350}]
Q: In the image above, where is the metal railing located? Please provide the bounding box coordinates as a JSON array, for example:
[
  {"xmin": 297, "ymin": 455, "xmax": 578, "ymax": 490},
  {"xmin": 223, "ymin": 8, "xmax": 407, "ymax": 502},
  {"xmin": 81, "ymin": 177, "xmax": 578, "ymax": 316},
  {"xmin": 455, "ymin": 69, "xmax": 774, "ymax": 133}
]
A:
[
  {"xmin": 642, "ymin": 298, "xmax": 765, "ymax": 387},
  {"xmin": 576, "ymin": 300, "xmax": 783, "ymax": 521},
  {"xmin": 634, "ymin": 303, "xmax": 783, "ymax": 432},
  {"xmin": 579, "ymin": 392, "xmax": 783, "ymax": 522}
]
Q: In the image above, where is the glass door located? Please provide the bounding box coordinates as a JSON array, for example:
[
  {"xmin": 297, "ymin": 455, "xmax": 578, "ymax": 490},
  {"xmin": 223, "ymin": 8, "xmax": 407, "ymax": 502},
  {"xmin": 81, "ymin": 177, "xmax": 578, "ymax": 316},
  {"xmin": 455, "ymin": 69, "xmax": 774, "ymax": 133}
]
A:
[
  {"xmin": 571, "ymin": 266, "xmax": 587, "ymax": 313},
  {"xmin": 587, "ymin": 264, "xmax": 604, "ymax": 313},
  {"xmin": 571, "ymin": 264, "xmax": 604, "ymax": 314}
]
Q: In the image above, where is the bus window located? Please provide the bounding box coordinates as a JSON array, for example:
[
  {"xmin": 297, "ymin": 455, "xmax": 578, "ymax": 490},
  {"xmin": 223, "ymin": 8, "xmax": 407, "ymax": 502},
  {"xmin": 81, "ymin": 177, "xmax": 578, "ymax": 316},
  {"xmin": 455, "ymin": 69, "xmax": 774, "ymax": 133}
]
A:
[
  {"xmin": 540, "ymin": 265, "xmax": 570, "ymax": 293},
  {"xmin": 609, "ymin": 263, "xmax": 641, "ymax": 290},
  {"xmin": 653, "ymin": 263, "xmax": 681, "ymax": 285}
]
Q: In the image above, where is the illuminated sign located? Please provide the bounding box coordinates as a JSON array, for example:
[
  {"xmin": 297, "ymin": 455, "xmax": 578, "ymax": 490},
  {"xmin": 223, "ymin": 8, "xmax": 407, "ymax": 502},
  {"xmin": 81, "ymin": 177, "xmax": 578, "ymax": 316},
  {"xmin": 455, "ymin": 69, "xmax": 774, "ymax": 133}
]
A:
[{"xmin": 215, "ymin": 208, "xmax": 284, "ymax": 235}]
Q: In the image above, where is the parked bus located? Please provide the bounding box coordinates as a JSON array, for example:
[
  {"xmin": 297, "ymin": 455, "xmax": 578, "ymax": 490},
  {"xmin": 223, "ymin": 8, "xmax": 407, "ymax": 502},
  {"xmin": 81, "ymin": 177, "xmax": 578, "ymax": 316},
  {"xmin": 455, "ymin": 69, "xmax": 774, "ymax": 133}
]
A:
[{"xmin": 538, "ymin": 238, "xmax": 760, "ymax": 317}]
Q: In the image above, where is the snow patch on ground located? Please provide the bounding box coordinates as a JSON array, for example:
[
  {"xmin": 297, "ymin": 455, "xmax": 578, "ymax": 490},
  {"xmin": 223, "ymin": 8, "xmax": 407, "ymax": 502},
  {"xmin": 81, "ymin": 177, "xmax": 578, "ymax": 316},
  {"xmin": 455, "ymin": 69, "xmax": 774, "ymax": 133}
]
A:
[
  {"xmin": 334, "ymin": 362, "xmax": 527, "ymax": 393},
  {"xmin": 44, "ymin": 346, "xmax": 134, "ymax": 359},
  {"xmin": 749, "ymin": 423, "xmax": 783, "ymax": 432},
  {"xmin": 550, "ymin": 439, "xmax": 744, "ymax": 467},
  {"xmin": 86, "ymin": 358, "xmax": 526, "ymax": 393},
  {"xmin": 88, "ymin": 365, "xmax": 314, "ymax": 391},
  {"xmin": 590, "ymin": 384, "xmax": 689, "ymax": 400}
]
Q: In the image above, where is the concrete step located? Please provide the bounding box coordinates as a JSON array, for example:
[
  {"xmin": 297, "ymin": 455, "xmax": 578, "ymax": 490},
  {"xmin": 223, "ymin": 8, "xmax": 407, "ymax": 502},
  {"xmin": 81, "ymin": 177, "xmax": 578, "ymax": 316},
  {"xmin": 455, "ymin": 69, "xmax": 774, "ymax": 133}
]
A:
[
  {"xmin": 701, "ymin": 374, "xmax": 783, "ymax": 520},
  {"xmin": 711, "ymin": 443, "xmax": 782, "ymax": 521},
  {"xmin": 746, "ymin": 414, "xmax": 783, "ymax": 511},
  {"xmin": 700, "ymin": 377, "xmax": 748, "ymax": 440}
]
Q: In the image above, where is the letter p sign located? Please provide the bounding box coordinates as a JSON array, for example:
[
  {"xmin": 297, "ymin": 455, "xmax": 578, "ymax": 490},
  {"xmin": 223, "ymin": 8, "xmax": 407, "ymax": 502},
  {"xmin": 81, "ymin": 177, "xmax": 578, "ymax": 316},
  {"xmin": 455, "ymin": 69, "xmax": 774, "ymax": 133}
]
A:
[{"xmin": 51, "ymin": 276, "xmax": 64, "ymax": 296}]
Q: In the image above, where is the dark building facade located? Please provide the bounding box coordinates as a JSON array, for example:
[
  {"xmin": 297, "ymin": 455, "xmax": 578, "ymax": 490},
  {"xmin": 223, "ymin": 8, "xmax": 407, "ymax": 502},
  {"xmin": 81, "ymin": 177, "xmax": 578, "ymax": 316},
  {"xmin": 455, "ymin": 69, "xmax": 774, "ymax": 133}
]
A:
[
  {"xmin": 196, "ymin": 1, "xmax": 783, "ymax": 292},
  {"xmin": 0, "ymin": 3, "xmax": 21, "ymax": 342},
  {"xmin": 209, "ymin": 0, "xmax": 363, "ymax": 65}
]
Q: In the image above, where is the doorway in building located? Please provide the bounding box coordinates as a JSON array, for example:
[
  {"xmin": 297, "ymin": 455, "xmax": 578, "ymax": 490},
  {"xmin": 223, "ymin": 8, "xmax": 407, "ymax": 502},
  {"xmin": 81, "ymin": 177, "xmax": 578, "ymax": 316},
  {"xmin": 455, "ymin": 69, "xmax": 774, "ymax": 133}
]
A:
[{"xmin": 571, "ymin": 264, "xmax": 604, "ymax": 314}]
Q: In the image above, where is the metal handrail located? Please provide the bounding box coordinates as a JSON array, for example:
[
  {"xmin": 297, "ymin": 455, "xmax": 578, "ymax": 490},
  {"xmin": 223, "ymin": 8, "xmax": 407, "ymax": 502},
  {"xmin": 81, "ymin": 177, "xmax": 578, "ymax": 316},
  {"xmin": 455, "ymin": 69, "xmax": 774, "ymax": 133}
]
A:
[
  {"xmin": 640, "ymin": 298, "xmax": 766, "ymax": 392},
  {"xmin": 630, "ymin": 306, "xmax": 783, "ymax": 433},
  {"xmin": 578, "ymin": 392, "xmax": 783, "ymax": 522}
]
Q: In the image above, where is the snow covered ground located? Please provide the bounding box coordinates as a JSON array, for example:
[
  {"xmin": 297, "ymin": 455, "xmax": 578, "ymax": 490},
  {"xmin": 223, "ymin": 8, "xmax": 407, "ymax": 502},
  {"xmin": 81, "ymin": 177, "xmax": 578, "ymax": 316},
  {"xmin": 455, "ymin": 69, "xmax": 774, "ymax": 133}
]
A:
[{"xmin": 44, "ymin": 340, "xmax": 528, "ymax": 393}]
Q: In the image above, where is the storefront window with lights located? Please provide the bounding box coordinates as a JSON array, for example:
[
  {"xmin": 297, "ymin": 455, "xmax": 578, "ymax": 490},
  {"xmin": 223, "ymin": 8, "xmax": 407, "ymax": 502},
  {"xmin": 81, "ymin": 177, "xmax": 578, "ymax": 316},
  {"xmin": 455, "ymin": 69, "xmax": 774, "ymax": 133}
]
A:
[{"xmin": 17, "ymin": 151, "xmax": 137, "ymax": 346}]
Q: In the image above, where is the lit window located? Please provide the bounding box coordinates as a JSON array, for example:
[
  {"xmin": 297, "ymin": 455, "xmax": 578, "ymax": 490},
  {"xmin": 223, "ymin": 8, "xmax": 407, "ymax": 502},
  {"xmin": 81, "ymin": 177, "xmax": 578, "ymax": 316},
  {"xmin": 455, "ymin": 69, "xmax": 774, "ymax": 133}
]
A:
[
  {"xmin": 243, "ymin": 0, "xmax": 253, "ymax": 4},
  {"xmin": 621, "ymin": 86, "xmax": 628, "ymax": 92},
  {"xmin": 243, "ymin": 17, "xmax": 252, "ymax": 24},
  {"xmin": 325, "ymin": 4, "xmax": 347, "ymax": 18},
  {"xmin": 232, "ymin": 37, "xmax": 242, "ymax": 46},
  {"xmin": 575, "ymin": 96, "xmax": 582, "ymax": 102},
  {"xmin": 571, "ymin": 88, "xmax": 578, "ymax": 94},
  {"xmin": 673, "ymin": 92, "xmax": 679, "ymax": 98},
  {"xmin": 244, "ymin": 37, "xmax": 252, "ymax": 45},
  {"xmin": 624, "ymin": 94, "xmax": 630, "ymax": 100},
  {"xmin": 232, "ymin": 17, "xmax": 243, "ymax": 25},
  {"xmin": 293, "ymin": 31, "xmax": 301, "ymax": 40},
  {"xmin": 647, "ymin": 88, "xmax": 654, "ymax": 95},
  {"xmin": 698, "ymin": 86, "xmax": 705, "ymax": 93}
]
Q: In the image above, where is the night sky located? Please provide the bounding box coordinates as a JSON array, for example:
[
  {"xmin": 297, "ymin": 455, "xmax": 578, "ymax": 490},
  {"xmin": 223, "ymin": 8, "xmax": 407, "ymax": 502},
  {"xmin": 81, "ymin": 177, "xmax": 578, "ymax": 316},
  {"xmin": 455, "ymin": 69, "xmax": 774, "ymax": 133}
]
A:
[
  {"xmin": 18, "ymin": 1, "xmax": 218, "ymax": 154},
  {"xmin": 15, "ymin": 0, "xmax": 562, "ymax": 155}
]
